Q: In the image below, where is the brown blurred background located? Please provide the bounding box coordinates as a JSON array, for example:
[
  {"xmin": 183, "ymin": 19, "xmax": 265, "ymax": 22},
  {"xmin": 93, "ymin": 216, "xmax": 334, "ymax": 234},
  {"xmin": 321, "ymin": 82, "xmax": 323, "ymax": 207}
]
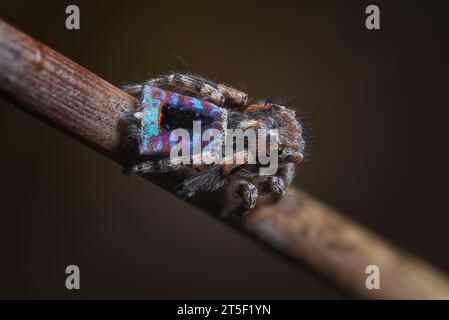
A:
[{"xmin": 1, "ymin": 0, "xmax": 448, "ymax": 299}]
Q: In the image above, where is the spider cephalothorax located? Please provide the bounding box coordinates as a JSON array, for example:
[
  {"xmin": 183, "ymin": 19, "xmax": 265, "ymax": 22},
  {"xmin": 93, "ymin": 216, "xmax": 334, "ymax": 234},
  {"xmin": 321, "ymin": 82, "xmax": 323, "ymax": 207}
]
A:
[
  {"xmin": 229, "ymin": 103, "xmax": 305, "ymax": 164},
  {"xmin": 124, "ymin": 73, "xmax": 305, "ymax": 217}
]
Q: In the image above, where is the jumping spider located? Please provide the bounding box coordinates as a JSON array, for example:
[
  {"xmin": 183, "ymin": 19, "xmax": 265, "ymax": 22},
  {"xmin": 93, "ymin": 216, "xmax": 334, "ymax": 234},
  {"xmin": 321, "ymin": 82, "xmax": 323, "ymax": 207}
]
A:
[{"xmin": 124, "ymin": 73, "xmax": 305, "ymax": 217}]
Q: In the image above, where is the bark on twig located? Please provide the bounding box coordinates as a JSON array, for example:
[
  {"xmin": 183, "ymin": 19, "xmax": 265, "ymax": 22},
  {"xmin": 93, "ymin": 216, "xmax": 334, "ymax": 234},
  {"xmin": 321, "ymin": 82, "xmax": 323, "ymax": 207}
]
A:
[{"xmin": 1, "ymin": 19, "xmax": 448, "ymax": 299}]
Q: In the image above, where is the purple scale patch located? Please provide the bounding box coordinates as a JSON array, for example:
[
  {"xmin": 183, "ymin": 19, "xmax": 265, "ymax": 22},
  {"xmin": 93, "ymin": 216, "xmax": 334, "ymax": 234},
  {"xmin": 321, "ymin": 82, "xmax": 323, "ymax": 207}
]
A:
[{"xmin": 138, "ymin": 85, "xmax": 227, "ymax": 156}]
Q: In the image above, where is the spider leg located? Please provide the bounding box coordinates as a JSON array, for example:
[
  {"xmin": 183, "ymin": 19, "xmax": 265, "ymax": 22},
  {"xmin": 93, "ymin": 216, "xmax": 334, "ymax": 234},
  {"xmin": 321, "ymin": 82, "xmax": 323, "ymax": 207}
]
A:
[
  {"xmin": 127, "ymin": 150, "xmax": 213, "ymax": 175},
  {"xmin": 258, "ymin": 175, "xmax": 286, "ymax": 203},
  {"xmin": 126, "ymin": 158, "xmax": 183, "ymax": 175},
  {"xmin": 158, "ymin": 73, "xmax": 248, "ymax": 107},
  {"xmin": 128, "ymin": 154, "xmax": 227, "ymax": 198},
  {"xmin": 216, "ymin": 83, "xmax": 248, "ymax": 107},
  {"xmin": 224, "ymin": 179, "xmax": 258, "ymax": 218},
  {"xmin": 244, "ymin": 102, "xmax": 278, "ymax": 113},
  {"xmin": 175, "ymin": 150, "xmax": 253, "ymax": 198},
  {"xmin": 175, "ymin": 164, "xmax": 224, "ymax": 198},
  {"xmin": 143, "ymin": 74, "xmax": 226, "ymax": 106},
  {"xmin": 278, "ymin": 162, "xmax": 296, "ymax": 186},
  {"xmin": 255, "ymin": 162, "xmax": 296, "ymax": 205},
  {"xmin": 125, "ymin": 73, "xmax": 248, "ymax": 107},
  {"xmin": 122, "ymin": 84, "xmax": 144, "ymax": 96}
]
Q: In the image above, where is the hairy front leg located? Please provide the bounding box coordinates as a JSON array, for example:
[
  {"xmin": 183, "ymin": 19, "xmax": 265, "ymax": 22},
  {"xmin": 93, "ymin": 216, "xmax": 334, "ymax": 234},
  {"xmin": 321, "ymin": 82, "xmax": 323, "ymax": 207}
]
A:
[
  {"xmin": 259, "ymin": 175, "xmax": 286, "ymax": 204},
  {"xmin": 224, "ymin": 179, "xmax": 258, "ymax": 218}
]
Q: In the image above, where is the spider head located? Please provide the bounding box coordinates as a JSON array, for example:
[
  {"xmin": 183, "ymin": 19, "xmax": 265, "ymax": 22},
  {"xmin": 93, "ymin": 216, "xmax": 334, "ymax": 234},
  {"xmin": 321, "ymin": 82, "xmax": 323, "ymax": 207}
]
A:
[
  {"xmin": 234, "ymin": 103, "xmax": 305, "ymax": 165},
  {"xmin": 270, "ymin": 104, "xmax": 305, "ymax": 164}
]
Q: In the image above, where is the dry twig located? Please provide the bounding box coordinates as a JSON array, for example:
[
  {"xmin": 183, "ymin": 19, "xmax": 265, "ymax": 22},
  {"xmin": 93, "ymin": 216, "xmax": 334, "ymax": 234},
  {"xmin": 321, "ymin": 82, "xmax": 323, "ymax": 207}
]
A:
[{"xmin": 1, "ymin": 19, "xmax": 449, "ymax": 299}]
